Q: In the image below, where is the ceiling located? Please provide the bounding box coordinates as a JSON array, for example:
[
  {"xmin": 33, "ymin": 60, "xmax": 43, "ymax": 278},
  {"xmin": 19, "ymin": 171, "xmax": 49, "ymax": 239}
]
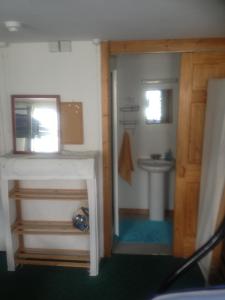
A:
[{"xmin": 0, "ymin": 0, "xmax": 225, "ymax": 43}]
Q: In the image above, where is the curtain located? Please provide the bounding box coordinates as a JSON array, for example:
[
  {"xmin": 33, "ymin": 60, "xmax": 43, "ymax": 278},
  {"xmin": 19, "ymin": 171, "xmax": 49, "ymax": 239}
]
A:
[{"xmin": 196, "ymin": 79, "xmax": 225, "ymax": 279}]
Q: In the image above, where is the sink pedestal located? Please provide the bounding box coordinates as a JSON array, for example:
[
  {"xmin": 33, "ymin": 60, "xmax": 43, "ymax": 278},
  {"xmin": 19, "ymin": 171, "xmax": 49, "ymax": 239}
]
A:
[
  {"xmin": 137, "ymin": 158, "xmax": 174, "ymax": 221},
  {"xmin": 149, "ymin": 172, "xmax": 166, "ymax": 221}
]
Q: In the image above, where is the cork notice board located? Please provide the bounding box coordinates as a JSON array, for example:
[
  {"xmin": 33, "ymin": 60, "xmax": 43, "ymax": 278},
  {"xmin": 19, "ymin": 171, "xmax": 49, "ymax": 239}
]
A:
[{"xmin": 61, "ymin": 102, "xmax": 84, "ymax": 144}]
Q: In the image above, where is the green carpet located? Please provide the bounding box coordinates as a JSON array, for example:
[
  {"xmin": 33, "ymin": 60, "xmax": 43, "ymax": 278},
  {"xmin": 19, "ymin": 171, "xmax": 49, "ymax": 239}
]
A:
[{"xmin": 0, "ymin": 252, "xmax": 204, "ymax": 300}]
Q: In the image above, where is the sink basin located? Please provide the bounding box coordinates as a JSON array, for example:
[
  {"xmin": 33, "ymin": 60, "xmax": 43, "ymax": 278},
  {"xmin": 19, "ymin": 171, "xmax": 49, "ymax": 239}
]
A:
[
  {"xmin": 137, "ymin": 158, "xmax": 174, "ymax": 173},
  {"xmin": 137, "ymin": 158, "xmax": 175, "ymax": 221}
]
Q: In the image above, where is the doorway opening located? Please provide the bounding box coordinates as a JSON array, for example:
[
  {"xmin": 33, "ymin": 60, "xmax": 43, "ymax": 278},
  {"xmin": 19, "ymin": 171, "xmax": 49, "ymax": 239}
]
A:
[{"xmin": 111, "ymin": 53, "xmax": 181, "ymax": 255}]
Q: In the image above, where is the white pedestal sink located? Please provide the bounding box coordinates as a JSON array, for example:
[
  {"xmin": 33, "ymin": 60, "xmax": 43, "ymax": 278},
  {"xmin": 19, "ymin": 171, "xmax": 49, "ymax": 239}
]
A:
[{"xmin": 137, "ymin": 158, "xmax": 174, "ymax": 221}]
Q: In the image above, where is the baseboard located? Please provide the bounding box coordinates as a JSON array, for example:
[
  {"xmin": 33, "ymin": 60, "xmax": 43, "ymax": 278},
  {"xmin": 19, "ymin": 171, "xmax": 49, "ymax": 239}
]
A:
[
  {"xmin": 119, "ymin": 208, "xmax": 174, "ymax": 218},
  {"xmin": 119, "ymin": 208, "xmax": 149, "ymax": 216}
]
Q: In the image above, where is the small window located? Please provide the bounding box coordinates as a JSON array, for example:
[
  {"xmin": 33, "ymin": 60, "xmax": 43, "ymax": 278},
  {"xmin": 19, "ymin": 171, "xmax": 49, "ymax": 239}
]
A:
[{"xmin": 145, "ymin": 89, "xmax": 172, "ymax": 124}]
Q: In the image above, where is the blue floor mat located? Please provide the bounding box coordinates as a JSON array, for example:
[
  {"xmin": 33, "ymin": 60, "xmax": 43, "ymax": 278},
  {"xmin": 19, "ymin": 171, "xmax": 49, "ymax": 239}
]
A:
[{"xmin": 117, "ymin": 219, "xmax": 173, "ymax": 245}]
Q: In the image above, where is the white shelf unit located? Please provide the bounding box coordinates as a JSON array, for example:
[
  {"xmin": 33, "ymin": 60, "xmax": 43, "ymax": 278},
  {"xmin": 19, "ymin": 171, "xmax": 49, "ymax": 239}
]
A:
[{"xmin": 0, "ymin": 153, "xmax": 99, "ymax": 276}]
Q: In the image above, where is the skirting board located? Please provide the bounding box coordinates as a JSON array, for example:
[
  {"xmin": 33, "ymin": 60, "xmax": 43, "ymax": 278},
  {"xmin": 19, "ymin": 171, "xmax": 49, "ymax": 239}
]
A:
[{"xmin": 119, "ymin": 208, "xmax": 174, "ymax": 218}]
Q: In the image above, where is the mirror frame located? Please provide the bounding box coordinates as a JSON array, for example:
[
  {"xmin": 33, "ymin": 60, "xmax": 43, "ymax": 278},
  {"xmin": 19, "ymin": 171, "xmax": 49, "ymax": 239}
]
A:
[{"xmin": 11, "ymin": 94, "xmax": 61, "ymax": 154}]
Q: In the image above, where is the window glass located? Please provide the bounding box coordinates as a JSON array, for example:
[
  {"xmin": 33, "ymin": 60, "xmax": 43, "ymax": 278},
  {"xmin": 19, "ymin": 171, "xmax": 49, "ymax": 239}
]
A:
[{"xmin": 145, "ymin": 89, "xmax": 172, "ymax": 124}]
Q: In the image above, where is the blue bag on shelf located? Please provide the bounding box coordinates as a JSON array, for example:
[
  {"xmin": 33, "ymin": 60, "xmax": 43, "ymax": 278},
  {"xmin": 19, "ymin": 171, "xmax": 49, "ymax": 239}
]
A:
[{"xmin": 72, "ymin": 207, "xmax": 89, "ymax": 232}]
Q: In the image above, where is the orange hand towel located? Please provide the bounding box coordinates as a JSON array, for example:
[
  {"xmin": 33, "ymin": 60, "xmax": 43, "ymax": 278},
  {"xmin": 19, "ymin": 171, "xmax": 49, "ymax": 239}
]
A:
[{"xmin": 118, "ymin": 131, "xmax": 134, "ymax": 184}]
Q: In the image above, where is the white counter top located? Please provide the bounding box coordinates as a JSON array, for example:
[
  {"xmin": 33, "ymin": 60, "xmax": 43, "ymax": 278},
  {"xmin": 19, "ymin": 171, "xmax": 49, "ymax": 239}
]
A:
[
  {"xmin": 0, "ymin": 151, "xmax": 99, "ymax": 180},
  {"xmin": 2, "ymin": 150, "xmax": 98, "ymax": 159}
]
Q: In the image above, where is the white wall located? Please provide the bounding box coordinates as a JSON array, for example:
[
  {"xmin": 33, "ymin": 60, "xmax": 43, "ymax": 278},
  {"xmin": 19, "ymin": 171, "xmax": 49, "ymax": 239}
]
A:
[
  {"xmin": 0, "ymin": 49, "xmax": 10, "ymax": 250},
  {"xmin": 0, "ymin": 42, "xmax": 103, "ymax": 251},
  {"xmin": 116, "ymin": 53, "xmax": 180, "ymax": 210}
]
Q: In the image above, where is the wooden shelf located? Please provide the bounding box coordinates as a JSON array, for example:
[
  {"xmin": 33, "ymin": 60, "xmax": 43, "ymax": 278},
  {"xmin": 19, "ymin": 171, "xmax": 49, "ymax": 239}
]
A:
[
  {"xmin": 10, "ymin": 186, "xmax": 91, "ymax": 271},
  {"xmin": 15, "ymin": 248, "xmax": 90, "ymax": 268},
  {"xmin": 9, "ymin": 187, "xmax": 88, "ymax": 201},
  {"xmin": 12, "ymin": 220, "xmax": 89, "ymax": 235}
]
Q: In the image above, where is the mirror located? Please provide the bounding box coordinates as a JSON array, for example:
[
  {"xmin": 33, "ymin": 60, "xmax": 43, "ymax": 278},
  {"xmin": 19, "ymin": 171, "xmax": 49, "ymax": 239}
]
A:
[
  {"xmin": 12, "ymin": 95, "xmax": 61, "ymax": 153},
  {"xmin": 145, "ymin": 89, "xmax": 173, "ymax": 124}
]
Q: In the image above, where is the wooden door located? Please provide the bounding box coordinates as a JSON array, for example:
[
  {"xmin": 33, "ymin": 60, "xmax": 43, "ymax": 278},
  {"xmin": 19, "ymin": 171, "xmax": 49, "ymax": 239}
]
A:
[{"xmin": 174, "ymin": 52, "xmax": 225, "ymax": 257}]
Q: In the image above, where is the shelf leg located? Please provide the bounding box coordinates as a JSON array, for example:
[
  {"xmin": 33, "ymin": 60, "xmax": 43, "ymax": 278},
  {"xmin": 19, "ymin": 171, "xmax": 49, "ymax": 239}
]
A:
[
  {"xmin": 1, "ymin": 179, "xmax": 15, "ymax": 271},
  {"xmin": 15, "ymin": 181, "xmax": 24, "ymax": 252},
  {"xmin": 87, "ymin": 178, "xmax": 99, "ymax": 276}
]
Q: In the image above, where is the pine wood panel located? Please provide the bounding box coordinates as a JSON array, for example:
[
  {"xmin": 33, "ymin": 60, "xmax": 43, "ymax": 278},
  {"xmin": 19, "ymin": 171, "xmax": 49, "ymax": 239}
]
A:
[
  {"xmin": 188, "ymin": 103, "xmax": 206, "ymax": 164},
  {"xmin": 15, "ymin": 257, "xmax": 89, "ymax": 268},
  {"xmin": 119, "ymin": 208, "xmax": 174, "ymax": 218},
  {"xmin": 192, "ymin": 52, "xmax": 225, "ymax": 64},
  {"xmin": 16, "ymin": 248, "xmax": 89, "ymax": 262},
  {"xmin": 192, "ymin": 64, "xmax": 225, "ymax": 90},
  {"xmin": 101, "ymin": 41, "xmax": 112, "ymax": 257},
  {"xmin": 191, "ymin": 91, "xmax": 207, "ymax": 103},
  {"xmin": 110, "ymin": 38, "xmax": 225, "ymax": 55},
  {"xmin": 15, "ymin": 181, "xmax": 24, "ymax": 252},
  {"xmin": 174, "ymin": 52, "xmax": 225, "ymax": 257},
  {"xmin": 185, "ymin": 183, "xmax": 199, "ymax": 236},
  {"xmin": 9, "ymin": 187, "xmax": 88, "ymax": 200},
  {"xmin": 12, "ymin": 220, "xmax": 89, "ymax": 235}
]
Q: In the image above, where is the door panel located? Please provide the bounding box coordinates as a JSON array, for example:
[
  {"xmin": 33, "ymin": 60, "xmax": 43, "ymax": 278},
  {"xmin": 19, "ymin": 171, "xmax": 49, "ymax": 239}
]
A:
[
  {"xmin": 184, "ymin": 182, "xmax": 199, "ymax": 237},
  {"xmin": 192, "ymin": 64, "xmax": 225, "ymax": 89},
  {"xmin": 191, "ymin": 91, "xmax": 206, "ymax": 103},
  {"xmin": 188, "ymin": 103, "xmax": 206, "ymax": 164},
  {"xmin": 174, "ymin": 52, "xmax": 225, "ymax": 257}
]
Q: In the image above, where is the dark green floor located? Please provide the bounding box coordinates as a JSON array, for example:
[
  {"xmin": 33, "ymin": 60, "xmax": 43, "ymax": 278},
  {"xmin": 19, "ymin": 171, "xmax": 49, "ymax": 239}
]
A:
[{"xmin": 0, "ymin": 252, "xmax": 204, "ymax": 300}]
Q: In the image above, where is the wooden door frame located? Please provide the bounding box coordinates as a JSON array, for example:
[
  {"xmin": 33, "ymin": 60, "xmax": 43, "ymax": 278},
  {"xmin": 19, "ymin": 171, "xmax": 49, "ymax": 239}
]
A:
[{"xmin": 101, "ymin": 38, "xmax": 225, "ymax": 257}]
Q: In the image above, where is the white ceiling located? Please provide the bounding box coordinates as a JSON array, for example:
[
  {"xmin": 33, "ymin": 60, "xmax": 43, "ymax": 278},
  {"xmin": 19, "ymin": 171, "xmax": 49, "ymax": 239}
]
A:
[{"xmin": 0, "ymin": 0, "xmax": 225, "ymax": 43}]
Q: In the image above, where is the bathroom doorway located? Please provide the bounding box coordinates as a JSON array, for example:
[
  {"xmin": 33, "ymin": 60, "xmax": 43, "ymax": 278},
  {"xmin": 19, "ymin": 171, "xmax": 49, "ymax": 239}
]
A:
[{"xmin": 111, "ymin": 53, "xmax": 181, "ymax": 255}]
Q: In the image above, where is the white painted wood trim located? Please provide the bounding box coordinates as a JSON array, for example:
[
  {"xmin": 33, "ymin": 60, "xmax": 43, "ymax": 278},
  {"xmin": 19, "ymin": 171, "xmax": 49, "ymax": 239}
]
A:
[
  {"xmin": 1, "ymin": 179, "xmax": 15, "ymax": 270},
  {"xmin": 112, "ymin": 70, "xmax": 119, "ymax": 236},
  {"xmin": 87, "ymin": 178, "xmax": 99, "ymax": 276}
]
